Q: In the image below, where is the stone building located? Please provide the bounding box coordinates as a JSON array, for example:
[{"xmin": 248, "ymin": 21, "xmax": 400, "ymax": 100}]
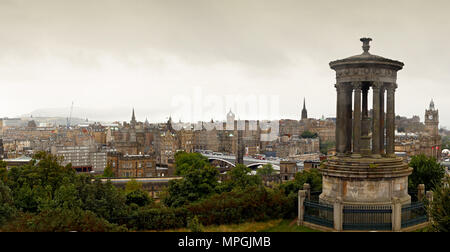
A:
[
  {"xmin": 394, "ymin": 100, "xmax": 442, "ymax": 160},
  {"xmin": 51, "ymin": 144, "xmax": 107, "ymax": 173},
  {"xmin": 279, "ymin": 161, "xmax": 298, "ymax": 181},
  {"xmin": 274, "ymin": 136, "xmax": 320, "ymax": 159},
  {"xmin": 107, "ymin": 152, "xmax": 157, "ymax": 177}
]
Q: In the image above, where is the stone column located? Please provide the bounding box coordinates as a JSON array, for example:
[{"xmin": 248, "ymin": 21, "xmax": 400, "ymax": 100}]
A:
[
  {"xmin": 333, "ymin": 197, "xmax": 343, "ymax": 231},
  {"xmin": 372, "ymin": 82, "xmax": 381, "ymax": 158},
  {"xmin": 298, "ymin": 190, "xmax": 307, "ymax": 226},
  {"xmin": 392, "ymin": 197, "xmax": 402, "ymax": 232},
  {"xmin": 361, "ymin": 85, "xmax": 371, "ymax": 155},
  {"xmin": 426, "ymin": 191, "xmax": 433, "ymax": 203},
  {"xmin": 418, "ymin": 184, "xmax": 425, "ymax": 201},
  {"xmin": 379, "ymin": 86, "xmax": 385, "ymax": 154},
  {"xmin": 386, "ymin": 83, "xmax": 397, "ymax": 157},
  {"xmin": 352, "ymin": 82, "xmax": 362, "ymax": 157},
  {"xmin": 335, "ymin": 83, "xmax": 346, "ymax": 155},
  {"xmin": 345, "ymin": 85, "xmax": 353, "ymax": 154},
  {"xmin": 303, "ymin": 183, "xmax": 311, "ymax": 200}
]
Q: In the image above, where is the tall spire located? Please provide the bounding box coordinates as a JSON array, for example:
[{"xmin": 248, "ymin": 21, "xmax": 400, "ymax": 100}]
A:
[
  {"xmin": 301, "ymin": 97, "xmax": 308, "ymax": 120},
  {"xmin": 130, "ymin": 108, "xmax": 136, "ymax": 127}
]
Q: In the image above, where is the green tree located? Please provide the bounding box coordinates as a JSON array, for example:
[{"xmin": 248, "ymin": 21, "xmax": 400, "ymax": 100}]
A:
[
  {"xmin": 103, "ymin": 163, "xmax": 115, "ymax": 178},
  {"xmin": 0, "ymin": 161, "xmax": 7, "ymax": 183},
  {"xmin": 125, "ymin": 179, "xmax": 143, "ymax": 193},
  {"xmin": 1, "ymin": 208, "xmax": 127, "ymax": 232},
  {"xmin": 301, "ymin": 131, "xmax": 318, "ymax": 139},
  {"xmin": 174, "ymin": 151, "xmax": 209, "ymax": 176},
  {"xmin": 218, "ymin": 164, "xmax": 262, "ymax": 192},
  {"xmin": 279, "ymin": 168, "xmax": 322, "ymax": 197},
  {"xmin": 408, "ymin": 154, "xmax": 445, "ymax": 191},
  {"xmin": 78, "ymin": 178, "xmax": 129, "ymax": 222},
  {"xmin": 428, "ymin": 177, "xmax": 450, "ymax": 232},
  {"xmin": 320, "ymin": 141, "xmax": 335, "ymax": 155},
  {"xmin": 125, "ymin": 190, "xmax": 153, "ymax": 207},
  {"xmin": 163, "ymin": 152, "xmax": 219, "ymax": 207},
  {"xmin": 256, "ymin": 163, "xmax": 275, "ymax": 176},
  {"xmin": 0, "ymin": 180, "xmax": 16, "ymax": 226},
  {"xmin": 124, "ymin": 179, "xmax": 152, "ymax": 207},
  {"xmin": 187, "ymin": 215, "xmax": 204, "ymax": 232}
]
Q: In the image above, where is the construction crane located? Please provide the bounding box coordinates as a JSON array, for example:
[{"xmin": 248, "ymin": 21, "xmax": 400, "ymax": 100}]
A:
[{"xmin": 66, "ymin": 101, "xmax": 74, "ymax": 129}]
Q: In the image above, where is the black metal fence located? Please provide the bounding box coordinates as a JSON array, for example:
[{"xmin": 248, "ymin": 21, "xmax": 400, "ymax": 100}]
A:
[
  {"xmin": 343, "ymin": 205, "xmax": 392, "ymax": 231},
  {"xmin": 409, "ymin": 190, "xmax": 418, "ymax": 202},
  {"xmin": 304, "ymin": 200, "xmax": 334, "ymax": 228},
  {"xmin": 401, "ymin": 202, "xmax": 428, "ymax": 228},
  {"xmin": 310, "ymin": 191, "xmax": 322, "ymax": 201}
]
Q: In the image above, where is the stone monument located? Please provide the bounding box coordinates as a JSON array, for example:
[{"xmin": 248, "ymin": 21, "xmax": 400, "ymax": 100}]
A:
[{"xmin": 319, "ymin": 38, "xmax": 413, "ymax": 206}]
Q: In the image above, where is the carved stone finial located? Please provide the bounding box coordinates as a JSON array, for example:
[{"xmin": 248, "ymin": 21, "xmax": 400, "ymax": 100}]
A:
[{"xmin": 360, "ymin": 37, "xmax": 372, "ymax": 53}]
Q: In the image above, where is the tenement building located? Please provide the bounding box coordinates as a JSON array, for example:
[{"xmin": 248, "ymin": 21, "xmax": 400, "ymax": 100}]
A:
[
  {"xmin": 107, "ymin": 152, "xmax": 159, "ymax": 177},
  {"xmin": 320, "ymin": 38, "xmax": 412, "ymax": 206}
]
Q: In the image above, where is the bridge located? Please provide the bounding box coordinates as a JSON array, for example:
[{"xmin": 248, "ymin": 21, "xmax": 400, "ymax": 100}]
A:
[{"xmin": 200, "ymin": 152, "xmax": 281, "ymax": 171}]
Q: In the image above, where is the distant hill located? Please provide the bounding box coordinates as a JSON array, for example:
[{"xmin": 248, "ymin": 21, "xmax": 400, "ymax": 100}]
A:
[{"xmin": 19, "ymin": 106, "xmax": 170, "ymax": 124}]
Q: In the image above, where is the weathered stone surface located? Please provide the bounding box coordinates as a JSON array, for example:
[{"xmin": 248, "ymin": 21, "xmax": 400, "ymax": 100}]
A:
[{"xmin": 322, "ymin": 38, "xmax": 411, "ymax": 207}]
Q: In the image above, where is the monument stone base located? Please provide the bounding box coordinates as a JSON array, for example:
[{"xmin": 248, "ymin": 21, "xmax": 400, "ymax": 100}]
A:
[{"xmin": 318, "ymin": 156, "xmax": 413, "ymax": 206}]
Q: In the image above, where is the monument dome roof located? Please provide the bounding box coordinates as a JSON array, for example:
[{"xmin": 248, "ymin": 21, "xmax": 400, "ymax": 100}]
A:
[{"xmin": 330, "ymin": 38, "xmax": 404, "ymax": 71}]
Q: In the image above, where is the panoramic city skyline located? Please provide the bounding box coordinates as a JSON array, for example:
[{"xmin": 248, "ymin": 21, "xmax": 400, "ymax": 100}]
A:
[{"xmin": 1, "ymin": 0, "xmax": 449, "ymax": 127}]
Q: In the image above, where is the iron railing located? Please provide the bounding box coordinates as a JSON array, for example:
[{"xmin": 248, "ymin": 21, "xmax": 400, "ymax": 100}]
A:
[
  {"xmin": 310, "ymin": 191, "xmax": 322, "ymax": 202},
  {"xmin": 343, "ymin": 205, "xmax": 392, "ymax": 231},
  {"xmin": 304, "ymin": 200, "xmax": 334, "ymax": 228},
  {"xmin": 401, "ymin": 202, "xmax": 428, "ymax": 228}
]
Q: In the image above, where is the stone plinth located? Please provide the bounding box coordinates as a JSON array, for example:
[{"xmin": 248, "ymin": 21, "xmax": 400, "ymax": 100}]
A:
[{"xmin": 319, "ymin": 156, "xmax": 413, "ymax": 206}]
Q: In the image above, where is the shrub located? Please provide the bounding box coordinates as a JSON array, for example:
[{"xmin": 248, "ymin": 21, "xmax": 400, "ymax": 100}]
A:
[
  {"xmin": 187, "ymin": 215, "xmax": 204, "ymax": 232},
  {"xmin": 409, "ymin": 154, "xmax": 445, "ymax": 192},
  {"xmin": 428, "ymin": 177, "xmax": 450, "ymax": 232},
  {"xmin": 2, "ymin": 208, "xmax": 127, "ymax": 232},
  {"xmin": 187, "ymin": 186, "xmax": 295, "ymax": 226},
  {"xmin": 126, "ymin": 206, "xmax": 189, "ymax": 230}
]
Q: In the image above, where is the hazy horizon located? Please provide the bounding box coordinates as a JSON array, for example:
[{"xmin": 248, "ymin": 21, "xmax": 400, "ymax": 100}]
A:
[{"xmin": 1, "ymin": 0, "xmax": 449, "ymax": 128}]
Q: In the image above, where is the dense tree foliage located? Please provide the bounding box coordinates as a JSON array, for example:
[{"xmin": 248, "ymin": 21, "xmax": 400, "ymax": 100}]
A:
[
  {"xmin": 428, "ymin": 177, "xmax": 450, "ymax": 232},
  {"xmin": 0, "ymin": 152, "xmax": 129, "ymax": 231},
  {"xmin": 408, "ymin": 154, "xmax": 445, "ymax": 191},
  {"xmin": 301, "ymin": 131, "xmax": 318, "ymax": 139},
  {"xmin": 320, "ymin": 141, "xmax": 335, "ymax": 154},
  {"xmin": 162, "ymin": 152, "xmax": 219, "ymax": 207},
  {"xmin": 0, "ymin": 161, "xmax": 7, "ymax": 183},
  {"xmin": 102, "ymin": 163, "xmax": 115, "ymax": 178},
  {"xmin": 218, "ymin": 164, "xmax": 262, "ymax": 192},
  {"xmin": 279, "ymin": 168, "xmax": 322, "ymax": 198},
  {"xmin": 1, "ymin": 208, "xmax": 126, "ymax": 232},
  {"xmin": 188, "ymin": 186, "xmax": 295, "ymax": 226},
  {"xmin": 256, "ymin": 163, "xmax": 275, "ymax": 176},
  {"xmin": 174, "ymin": 151, "xmax": 209, "ymax": 176},
  {"xmin": 0, "ymin": 150, "xmax": 312, "ymax": 231},
  {"xmin": 0, "ymin": 180, "xmax": 16, "ymax": 226}
]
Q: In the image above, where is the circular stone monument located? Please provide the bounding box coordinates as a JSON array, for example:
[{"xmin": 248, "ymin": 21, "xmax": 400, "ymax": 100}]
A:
[{"xmin": 319, "ymin": 38, "xmax": 413, "ymax": 206}]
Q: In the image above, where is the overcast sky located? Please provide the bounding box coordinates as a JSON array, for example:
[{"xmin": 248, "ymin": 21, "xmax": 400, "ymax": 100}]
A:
[{"xmin": 0, "ymin": 0, "xmax": 449, "ymax": 127}]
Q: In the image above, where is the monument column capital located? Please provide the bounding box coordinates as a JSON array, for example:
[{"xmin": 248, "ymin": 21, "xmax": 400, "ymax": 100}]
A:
[
  {"xmin": 352, "ymin": 81, "xmax": 363, "ymax": 90},
  {"xmin": 386, "ymin": 82, "xmax": 398, "ymax": 91},
  {"xmin": 372, "ymin": 81, "xmax": 383, "ymax": 90}
]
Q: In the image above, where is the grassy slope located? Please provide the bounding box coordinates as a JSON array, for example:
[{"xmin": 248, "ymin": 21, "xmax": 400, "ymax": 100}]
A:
[{"xmin": 150, "ymin": 219, "xmax": 320, "ymax": 232}]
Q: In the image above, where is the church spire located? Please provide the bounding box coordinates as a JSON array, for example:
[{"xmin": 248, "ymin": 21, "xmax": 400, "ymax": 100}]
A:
[
  {"xmin": 429, "ymin": 99, "xmax": 435, "ymax": 110},
  {"xmin": 301, "ymin": 97, "xmax": 308, "ymax": 120},
  {"xmin": 130, "ymin": 108, "xmax": 137, "ymax": 127}
]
